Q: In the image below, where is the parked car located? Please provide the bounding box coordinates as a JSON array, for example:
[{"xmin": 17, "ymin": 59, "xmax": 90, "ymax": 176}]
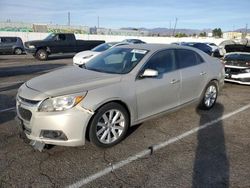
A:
[
  {"xmin": 24, "ymin": 33, "xmax": 105, "ymax": 60},
  {"xmin": 183, "ymin": 42, "xmax": 213, "ymax": 56},
  {"xmin": 122, "ymin": 39, "xmax": 146, "ymax": 44},
  {"xmin": 205, "ymin": 42, "xmax": 223, "ymax": 57},
  {"xmin": 224, "ymin": 44, "xmax": 250, "ymax": 54},
  {"xmin": 16, "ymin": 44, "xmax": 224, "ymax": 149},
  {"xmin": 0, "ymin": 36, "xmax": 24, "ymax": 55},
  {"xmin": 205, "ymin": 42, "xmax": 218, "ymax": 52},
  {"xmin": 223, "ymin": 52, "xmax": 250, "ymax": 85},
  {"xmin": 73, "ymin": 42, "xmax": 129, "ymax": 66}
]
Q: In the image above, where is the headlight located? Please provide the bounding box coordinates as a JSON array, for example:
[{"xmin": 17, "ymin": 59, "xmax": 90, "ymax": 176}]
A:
[
  {"xmin": 38, "ymin": 93, "xmax": 87, "ymax": 112},
  {"xmin": 244, "ymin": 69, "xmax": 250, "ymax": 73},
  {"xmin": 28, "ymin": 45, "xmax": 35, "ymax": 49}
]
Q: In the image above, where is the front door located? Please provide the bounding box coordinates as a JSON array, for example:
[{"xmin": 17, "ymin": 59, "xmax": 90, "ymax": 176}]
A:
[{"xmin": 135, "ymin": 49, "xmax": 181, "ymax": 120}]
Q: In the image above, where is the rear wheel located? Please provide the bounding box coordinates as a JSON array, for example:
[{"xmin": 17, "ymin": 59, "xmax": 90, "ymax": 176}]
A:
[
  {"xmin": 35, "ymin": 49, "xmax": 48, "ymax": 61},
  {"xmin": 14, "ymin": 48, "xmax": 23, "ymax": 55},
  {"xmin": 89, "ymin": 103, "xmax": 129, "ymax": 148},
  {"xmin": 199, "ymin": 81, "xmax": 218, "ymax": 110}
]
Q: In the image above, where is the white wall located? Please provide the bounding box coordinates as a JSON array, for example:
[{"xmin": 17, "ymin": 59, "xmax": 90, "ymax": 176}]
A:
[{"xmin": 0, "ymin": 31, "xmax": 225, "ymax": 45}]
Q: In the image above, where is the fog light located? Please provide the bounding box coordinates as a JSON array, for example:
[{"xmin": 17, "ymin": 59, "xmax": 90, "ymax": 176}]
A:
[{"xmin": 40, "ymin": 130, "xmax": 68, "ymax": 140}]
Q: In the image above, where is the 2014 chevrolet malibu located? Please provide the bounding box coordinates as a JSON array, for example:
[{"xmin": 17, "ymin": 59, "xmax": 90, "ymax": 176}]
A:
[{"xmin": 16, "ymin": 44, "xmax": 224, "ymax": 148}]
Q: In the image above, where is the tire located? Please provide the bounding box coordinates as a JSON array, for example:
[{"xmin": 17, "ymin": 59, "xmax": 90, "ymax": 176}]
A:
[
  {"xmin": 35, "ymin": 49, "xmax": 48, "ymax": 61},
  {"xmin": 198, "ymin": 81, "xmax": 218, "ymax": 110},
  {"xmin": 89, "ymin": 102, "xmax": 129, "ymax": 148},
  {"xmin": 14, "ymin": 48, "xmax": 23, "ymax": 55}
]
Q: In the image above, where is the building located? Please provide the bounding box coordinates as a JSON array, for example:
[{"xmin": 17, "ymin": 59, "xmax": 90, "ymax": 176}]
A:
[{"xmin": 223, "ymin": 32, "xmax": 243, "ymax": 40}]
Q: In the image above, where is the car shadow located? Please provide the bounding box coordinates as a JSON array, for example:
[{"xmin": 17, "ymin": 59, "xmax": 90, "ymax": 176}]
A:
[
  {"xmin": 192, "ymin": 103, "xmax": 229, "ymax": 188},
  {"xmin": 0, "ymin": 83, "xmax": 23, "ymax": 92},
  {"xmin": 46, "ymin": 54, "xmax": 75, "ymax": 61},
  {"xmin": 0, "ymin": 63, "xmax": 66, "ymax": 77},
  {"xmin": 0, "ymin": 94, "xmax": 16, "ymax": 125},
  {"xmin": 126, "ymin": 123, "xmax": 142, "ymax": 138}
]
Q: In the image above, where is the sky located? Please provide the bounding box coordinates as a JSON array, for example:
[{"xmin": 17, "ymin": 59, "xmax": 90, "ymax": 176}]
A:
[{"xmin": 0, "ymin": 0, "xmax": 249, "ymax": 31}]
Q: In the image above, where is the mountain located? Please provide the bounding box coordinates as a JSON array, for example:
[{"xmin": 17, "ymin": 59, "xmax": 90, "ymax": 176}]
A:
[
  {"xmin": 234, "ymin": 28, "xmax": 250, "ymax": 33},
  {"xmin": 120, "ymin": 27, "xmax": 212, "ymax": 36}
]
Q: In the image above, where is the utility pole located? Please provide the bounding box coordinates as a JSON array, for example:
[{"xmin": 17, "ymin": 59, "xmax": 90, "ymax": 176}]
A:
[
  {"xmin": 169, "ymin": 21, "xmax": 172, "ymax": 36},
  {"xmin": 97, "ymin": 16, "xmax": 100, "ymax": 28},
  {"xmin": 172, "ymin": 17, "xmax": 178, "ymax": 36},
  {"xmin": 68, "ymin": 12, "xmax": 71, "ymax": 26}
]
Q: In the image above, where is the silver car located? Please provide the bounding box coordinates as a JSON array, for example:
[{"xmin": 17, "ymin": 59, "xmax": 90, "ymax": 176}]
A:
[{"xmin": 16, "ymin": 44, "xmax": 224, "ymax": 148}]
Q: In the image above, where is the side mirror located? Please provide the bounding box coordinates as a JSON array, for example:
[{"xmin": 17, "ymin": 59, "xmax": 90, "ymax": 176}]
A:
[{"xmin": 141, "ymin": 69, "xmax": 158, "ymax": 78}]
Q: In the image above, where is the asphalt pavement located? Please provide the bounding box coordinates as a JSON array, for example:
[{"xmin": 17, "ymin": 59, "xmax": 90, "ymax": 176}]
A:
[{"xmin": 0, "ymin": 54, "xmax": 250, "ymax": 188}]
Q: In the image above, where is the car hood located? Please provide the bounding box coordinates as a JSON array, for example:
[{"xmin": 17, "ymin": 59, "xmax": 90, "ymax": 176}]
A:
[
  {"xmin": 24, "ymin": 40, "xmax": 51, "ymax": 47},
  {"xmin": 73, "ymin": 51, "xmax": 100, "ymax": 65},
  {"xmin": 24, "ymin": 40, "xmax": 43, "ymax": 45},
  {"xmin": 225, "ymin": 60, "xmax": 250, "ymax": 68},
  {"xmin": 75, "ymin": 51, "xmax": 100, "ymax": 58},
  {"xmin": 26, "ymin": 66, "xmax": 122, "ymax": 97}
]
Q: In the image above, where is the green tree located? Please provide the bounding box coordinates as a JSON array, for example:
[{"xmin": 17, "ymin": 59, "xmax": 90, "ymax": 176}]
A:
[
  {"xmin": 175, "ymin": 33, "xmax": 187, "ymax": 38},
  {"xmin": 212, "ymin": 28, "xmax": 222, "ymax": 38},
  {"xmin": 199, "ymin": 32, "xmax": 207, "ymax": 37}
]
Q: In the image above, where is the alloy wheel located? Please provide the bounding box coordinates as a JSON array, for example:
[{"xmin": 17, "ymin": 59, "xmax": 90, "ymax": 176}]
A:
[
  {"xmin": 96, "ymin": 109, "xmax": 125, "ymax": 144},
  {"xmin": 204, "ymin": 85, "xmax": 217, "ymax": 108}
]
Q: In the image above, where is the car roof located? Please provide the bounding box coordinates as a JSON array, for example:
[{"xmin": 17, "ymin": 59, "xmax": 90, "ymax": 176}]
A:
[
  {"xmin": 117, "ymin": 43, "xmax": 198, "ymax": 52},
  {"xmin": 107, "ymin": 42, "xmax": 119, "ymax": 45},
  {"xmin": 0, "ymin": 36, "xmax": 18, "ymax": 38}
]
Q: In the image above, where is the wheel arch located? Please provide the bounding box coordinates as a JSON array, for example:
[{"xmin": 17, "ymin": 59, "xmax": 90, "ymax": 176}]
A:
[
  {"xmin": 13, "ymin": 47, "xmax": 23, "ymax": 54},
  {"xmin": 84, "ymin": 100, "xmax": 132, "ymax": 141},
  {"xmin": 35, "ymin": 46, "xmax": 51, "ymax": 54}
]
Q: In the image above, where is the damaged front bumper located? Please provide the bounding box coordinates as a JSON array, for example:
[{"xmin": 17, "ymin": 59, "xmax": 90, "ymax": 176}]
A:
[{"xmin": 16, "ymin": 98, "xmax": 94, "ymax": 148}]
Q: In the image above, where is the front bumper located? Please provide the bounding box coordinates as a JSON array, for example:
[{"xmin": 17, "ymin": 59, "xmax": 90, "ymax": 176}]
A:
[
  {"xmin": 225, "ymin": 73, "xmax": 250, "ymax": 85},
  {"xmin": 24, "ymin": 47, "xmax": 37, "ymax": 55},
  {"xmin": 16, "ymin": 96, "xmax": 93, "ymax": 146},
  {"xmin": 73, "ymin": 56, "xmax": 88, "ymax": 66}
]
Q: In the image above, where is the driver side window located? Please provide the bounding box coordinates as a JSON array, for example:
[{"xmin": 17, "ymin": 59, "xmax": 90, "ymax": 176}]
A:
[
  {"xmin": 56, "ymin": 34, "xmax": 66, "ymax": 41},
  {"xmin": 144, "ymin": 50, "xmax": 176, "ymax": 74}
]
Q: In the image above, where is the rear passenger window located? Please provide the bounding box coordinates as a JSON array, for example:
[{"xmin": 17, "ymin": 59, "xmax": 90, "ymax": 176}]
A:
[
  {"xmin": 1, "ymin": 37, "xmax": 17, "ymax": 43},
  {"xmin": 144, "ymin": 50, "xmax": 176, "ymax": 74},
  {"xmin": 196, "ymin": 53, "xmax": 205, "ymax": 64},
  {"xmin": 176, "ymin": 49, "xmax": 201, "ymax": 68}
]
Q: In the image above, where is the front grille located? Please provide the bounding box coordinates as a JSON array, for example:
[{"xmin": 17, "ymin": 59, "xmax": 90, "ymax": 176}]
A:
[
  {"xmin": 18, "ymin": 106, "xmax": 32, "ymax": 121},
  {"xmin": 225, "ymin": 67, "xmax": 243, "ymax": 74},
  {"xmin": 19, "ymin": 96, "xmax": 40, "ymax": 105}
]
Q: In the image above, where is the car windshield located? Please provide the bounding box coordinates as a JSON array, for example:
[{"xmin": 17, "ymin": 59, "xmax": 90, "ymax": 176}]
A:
[
  {"xmin": 44, "ymin": 33, "xmax": 56, "ymax": 41},
  {"xmin": 85, "ymin": 47, "xmax": 148, "ymax": 74},
  {"xmin": 225, "ymin": 53, "xmax": 250, "ymax": 61},
  {"xmin": 92, "ymin": 43, "xmax": 115, "ymax": 52}
]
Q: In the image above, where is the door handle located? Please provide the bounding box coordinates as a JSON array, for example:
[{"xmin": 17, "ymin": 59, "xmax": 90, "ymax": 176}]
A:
[
  {"xmin": 170, "ymin": 79, "xmax": 180, "ymax": 84},
  {"xmin": 200, "ymin": 71, "xmax": 207, "ymax": 76}
]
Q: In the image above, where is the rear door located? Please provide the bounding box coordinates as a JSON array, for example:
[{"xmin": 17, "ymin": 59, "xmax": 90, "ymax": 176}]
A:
[
  {"xmin": 135, "ymin": 49, "xmax": 181, "ymax": 120},
  {"xmin": 0, "ymin": 37, "xmax": 3, "ymax": 52},
  {"xmin": 0, "ymin": 37, "xmax": 16, "ymax": 53},
  {"xmin": 175, "ymin": 49, "xmax": 208, "ymax": 104}
]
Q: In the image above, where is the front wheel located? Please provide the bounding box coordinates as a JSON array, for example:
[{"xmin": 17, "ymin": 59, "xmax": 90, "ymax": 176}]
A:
[
  {"xmin": 199, "ymin": 81, "xmax": 218, "ymax": 110},
  {"xmin": 35, "ymin": 49, "xmax": 48, "ymax": 61},
  {"xmin": 14, "ymin": 48, "xmax": 23, "ymax": 55},
  {"xmin": 89, "ymin": 103, "xmax": 129, "ymax": 148}
]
